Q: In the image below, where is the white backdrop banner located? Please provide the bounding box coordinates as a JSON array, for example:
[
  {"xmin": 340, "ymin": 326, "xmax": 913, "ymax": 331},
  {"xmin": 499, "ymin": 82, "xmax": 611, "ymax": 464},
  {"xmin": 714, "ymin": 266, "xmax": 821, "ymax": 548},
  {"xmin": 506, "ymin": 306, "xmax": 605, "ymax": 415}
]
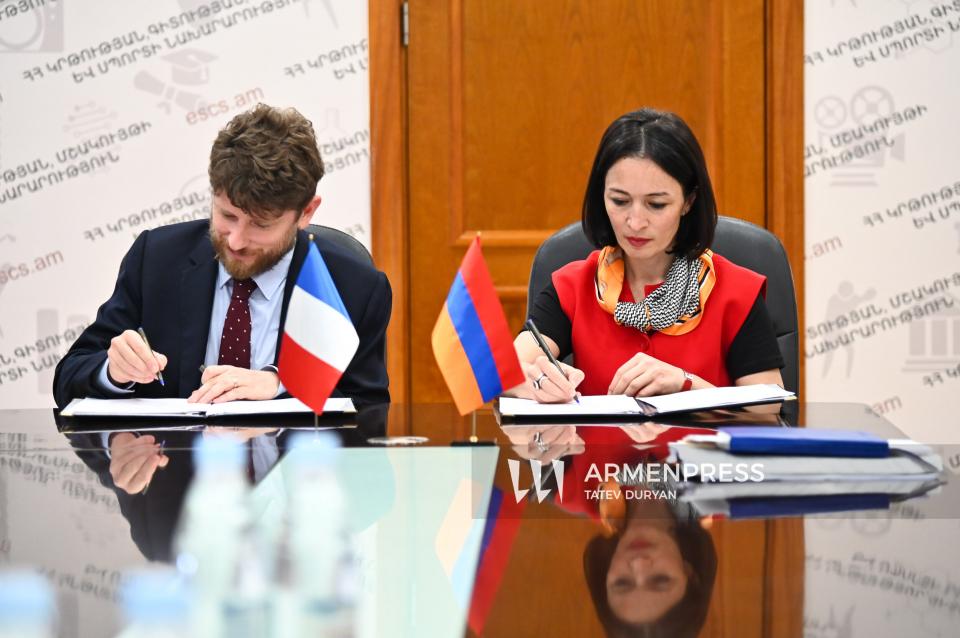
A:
[
  {"xmin": 806, "ymin": 2, "xmax": 960, "ymax": 636},
  {"xmin": 805, "ymin": 0, "xmax": 960, "ymax": 444},
  {"xmin": 0, "ymin": 0, "xmax": 370, "ymax": 409}
]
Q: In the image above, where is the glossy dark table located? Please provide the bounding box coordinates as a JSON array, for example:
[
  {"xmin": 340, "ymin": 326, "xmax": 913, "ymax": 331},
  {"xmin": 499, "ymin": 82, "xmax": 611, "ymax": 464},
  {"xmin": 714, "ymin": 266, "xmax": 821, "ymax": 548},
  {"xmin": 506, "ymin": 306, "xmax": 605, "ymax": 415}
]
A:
[{"xmin": 0, "ymin": 403, "xmax": 958, "ymax": 637}]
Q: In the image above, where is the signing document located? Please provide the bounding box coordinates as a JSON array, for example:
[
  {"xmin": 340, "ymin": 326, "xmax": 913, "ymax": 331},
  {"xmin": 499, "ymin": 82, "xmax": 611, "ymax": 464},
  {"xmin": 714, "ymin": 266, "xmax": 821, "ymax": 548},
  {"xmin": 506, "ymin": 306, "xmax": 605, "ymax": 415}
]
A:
[
  {"xmin": 498, "ymin": 384, "xmax": 795, "ymax": 418},
  {"xmin": 60, "ymin": 396, "xmax": 356, "ymax": 418}
]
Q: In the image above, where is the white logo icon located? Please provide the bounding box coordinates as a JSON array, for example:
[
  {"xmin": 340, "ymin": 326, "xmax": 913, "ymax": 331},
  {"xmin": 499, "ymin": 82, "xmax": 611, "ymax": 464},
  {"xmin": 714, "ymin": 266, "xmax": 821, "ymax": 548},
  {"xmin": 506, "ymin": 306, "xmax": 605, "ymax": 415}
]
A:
[{"xmin": 508, "ymin": 458, "xmax": 564, "ymax": 503}]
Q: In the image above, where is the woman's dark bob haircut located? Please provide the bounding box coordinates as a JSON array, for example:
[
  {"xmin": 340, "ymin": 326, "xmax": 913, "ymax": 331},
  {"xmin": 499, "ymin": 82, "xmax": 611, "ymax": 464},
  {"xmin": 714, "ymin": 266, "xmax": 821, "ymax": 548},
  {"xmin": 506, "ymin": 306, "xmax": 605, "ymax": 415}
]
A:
[
  {"xmin": 581, "ymin": 108, "xmax": 718, "ymax": 260},
  {"xmin": 583, "ymin": 515, "xmax": 717, "ymax": 638}
]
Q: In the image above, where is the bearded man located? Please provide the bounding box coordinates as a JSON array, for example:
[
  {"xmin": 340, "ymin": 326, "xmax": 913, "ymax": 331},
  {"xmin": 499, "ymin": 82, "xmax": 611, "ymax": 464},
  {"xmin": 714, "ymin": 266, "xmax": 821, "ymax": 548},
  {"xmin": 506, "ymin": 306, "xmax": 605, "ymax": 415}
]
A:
[{"xmin": 53, "ymin": 104, "xmax": 391, "ymax": 409}]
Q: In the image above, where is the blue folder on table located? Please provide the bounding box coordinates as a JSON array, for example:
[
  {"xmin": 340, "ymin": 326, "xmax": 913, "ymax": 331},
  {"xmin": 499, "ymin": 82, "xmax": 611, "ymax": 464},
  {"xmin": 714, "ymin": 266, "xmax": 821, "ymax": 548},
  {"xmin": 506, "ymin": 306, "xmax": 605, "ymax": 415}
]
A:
[
  {"xmin": 717, "ymin": 427, "xmax": 889, "ymax": 458},
  {"xmin": 726, "ymin": 493, "xmax": 891, "ymax": 519}
]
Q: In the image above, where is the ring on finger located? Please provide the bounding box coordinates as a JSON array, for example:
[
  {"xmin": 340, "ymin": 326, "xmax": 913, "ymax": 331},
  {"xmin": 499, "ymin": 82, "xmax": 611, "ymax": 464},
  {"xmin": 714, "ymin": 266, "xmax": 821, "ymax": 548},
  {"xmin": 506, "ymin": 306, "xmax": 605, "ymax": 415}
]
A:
[
  {"xmin": 533, "ymin": 431, "xmax": 549, "ymax": 452},
  {"xmin": 532, "ymin": 372, "xmax": 548, "ymax": 391}
]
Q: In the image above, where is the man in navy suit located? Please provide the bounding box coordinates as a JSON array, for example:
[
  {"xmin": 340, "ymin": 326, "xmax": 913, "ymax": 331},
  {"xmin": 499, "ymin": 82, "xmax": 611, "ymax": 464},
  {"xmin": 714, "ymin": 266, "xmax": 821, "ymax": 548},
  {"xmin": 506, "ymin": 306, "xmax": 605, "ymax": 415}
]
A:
[{"xmin": 53, "ymin": 104, "xmax": 391, "ymax": 409}]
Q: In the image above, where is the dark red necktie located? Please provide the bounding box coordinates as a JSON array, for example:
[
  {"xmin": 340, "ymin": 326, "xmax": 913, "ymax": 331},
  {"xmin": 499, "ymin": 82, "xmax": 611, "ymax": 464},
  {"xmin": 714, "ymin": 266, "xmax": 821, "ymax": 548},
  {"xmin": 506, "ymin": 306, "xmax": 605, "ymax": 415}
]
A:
[{"xmin": 218, "ymin": 278, "xmax": 256, "ymax": 369}]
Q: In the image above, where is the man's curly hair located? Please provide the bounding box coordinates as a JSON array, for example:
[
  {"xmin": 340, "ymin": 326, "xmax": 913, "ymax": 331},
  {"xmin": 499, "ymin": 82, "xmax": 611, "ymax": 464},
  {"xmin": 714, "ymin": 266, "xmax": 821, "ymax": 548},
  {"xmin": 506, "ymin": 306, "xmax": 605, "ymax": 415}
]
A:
[{"xmin": 208, "ymin": 103, "xmax": 324, "ymax": 218}]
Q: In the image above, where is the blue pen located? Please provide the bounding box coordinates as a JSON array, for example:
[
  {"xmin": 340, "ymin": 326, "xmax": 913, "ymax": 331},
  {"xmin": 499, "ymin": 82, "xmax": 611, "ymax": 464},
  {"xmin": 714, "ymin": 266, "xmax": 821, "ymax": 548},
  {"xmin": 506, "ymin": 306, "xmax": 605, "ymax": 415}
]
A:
[
  {"xmin": 136, "ymin": 327, "xmax": 165, "ymax": 386},
  {"xmin": 140, "ymin": 439, "xmax": 165, "ymax": 496}
]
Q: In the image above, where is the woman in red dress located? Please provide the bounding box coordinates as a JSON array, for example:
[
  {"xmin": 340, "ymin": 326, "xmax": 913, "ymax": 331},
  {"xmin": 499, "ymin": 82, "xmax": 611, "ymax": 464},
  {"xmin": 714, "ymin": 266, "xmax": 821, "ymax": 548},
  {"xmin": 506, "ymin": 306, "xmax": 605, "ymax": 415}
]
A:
[{"xmin": 510, "ymin": 108, "xmax": 784, "ymax": 402}]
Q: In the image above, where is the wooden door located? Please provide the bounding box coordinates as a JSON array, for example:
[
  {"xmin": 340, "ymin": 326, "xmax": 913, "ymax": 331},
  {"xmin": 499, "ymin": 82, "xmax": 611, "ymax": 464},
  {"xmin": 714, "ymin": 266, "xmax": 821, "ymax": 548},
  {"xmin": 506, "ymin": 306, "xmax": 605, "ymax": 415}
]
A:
[
  {"xmin": 379, "ymin": 0, "xmax": 802, "ymax": 404},
  {"xmin": 369, "ymin": 1, "xmax": 804, "ymax": 400}
]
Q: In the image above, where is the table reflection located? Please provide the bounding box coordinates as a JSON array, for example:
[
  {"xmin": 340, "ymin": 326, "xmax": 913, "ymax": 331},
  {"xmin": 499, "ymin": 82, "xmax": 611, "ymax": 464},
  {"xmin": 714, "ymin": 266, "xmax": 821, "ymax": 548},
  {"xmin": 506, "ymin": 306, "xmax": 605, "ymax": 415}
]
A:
[
  {"xmin": 60, "ymin": 404, "xmax": 389, "ymax": 562},
  {"xmin": 0, "ymin": 403, "xmax": 957, "ymax": 637}
]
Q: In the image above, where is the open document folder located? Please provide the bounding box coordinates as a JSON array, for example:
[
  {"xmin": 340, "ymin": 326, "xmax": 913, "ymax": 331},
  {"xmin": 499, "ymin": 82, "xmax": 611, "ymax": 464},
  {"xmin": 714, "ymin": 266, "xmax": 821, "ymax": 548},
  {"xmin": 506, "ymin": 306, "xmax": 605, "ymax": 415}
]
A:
[
  {"xmin": 667, "ymin": 428, "xmax": 944, "ymax": 518},
  {"xmin": 60, "ymin": 396, "xmax": 356, "ymax": 418},
  {"xmin": 497, "ymin": 384, "xmax": 794, "ymax": 419}
]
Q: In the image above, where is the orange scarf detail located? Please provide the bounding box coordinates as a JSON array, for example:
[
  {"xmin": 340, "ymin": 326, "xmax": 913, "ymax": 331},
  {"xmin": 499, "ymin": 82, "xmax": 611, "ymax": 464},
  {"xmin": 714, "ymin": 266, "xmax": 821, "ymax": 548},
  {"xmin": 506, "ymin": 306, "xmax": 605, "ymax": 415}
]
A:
[{"xmin": 594, "ymin": 246, "xmax": 717, "ymax": 336}]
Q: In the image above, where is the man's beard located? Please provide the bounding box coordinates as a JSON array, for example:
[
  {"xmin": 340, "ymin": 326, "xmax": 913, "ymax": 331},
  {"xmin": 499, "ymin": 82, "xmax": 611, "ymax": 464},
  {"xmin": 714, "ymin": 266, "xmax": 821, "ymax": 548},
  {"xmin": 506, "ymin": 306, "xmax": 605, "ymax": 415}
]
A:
[{"xmin": 209, "ymin": 223, "xmax": 299, "ymax": 280}]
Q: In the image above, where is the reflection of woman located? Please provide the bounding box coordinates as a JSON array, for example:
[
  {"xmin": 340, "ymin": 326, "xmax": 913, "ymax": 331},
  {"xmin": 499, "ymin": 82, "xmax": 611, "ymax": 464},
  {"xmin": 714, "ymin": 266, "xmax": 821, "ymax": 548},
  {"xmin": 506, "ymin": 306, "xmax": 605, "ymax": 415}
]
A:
[
  {"xmin": 512, "ymin": 108, "xmax": 784, "ymax": 402},
  {"xmin": 584, "ymin": 484, "xmax": 716, "ymax": 637}
]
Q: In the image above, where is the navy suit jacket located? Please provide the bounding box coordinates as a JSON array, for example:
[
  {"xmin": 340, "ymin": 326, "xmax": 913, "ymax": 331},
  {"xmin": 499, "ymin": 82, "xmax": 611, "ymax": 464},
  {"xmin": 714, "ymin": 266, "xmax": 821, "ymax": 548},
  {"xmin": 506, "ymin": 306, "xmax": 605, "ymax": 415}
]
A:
[{"xmin": 53, "ymin": 220, "xmax": 391, "ymax": 408}]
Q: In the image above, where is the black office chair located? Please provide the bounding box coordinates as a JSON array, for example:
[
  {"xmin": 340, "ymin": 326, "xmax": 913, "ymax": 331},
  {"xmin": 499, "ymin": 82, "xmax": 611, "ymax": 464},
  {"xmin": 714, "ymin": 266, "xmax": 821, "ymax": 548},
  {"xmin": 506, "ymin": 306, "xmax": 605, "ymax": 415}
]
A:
[
  {"xmin": 526, "ymin": 217, "xmax": 799, "ymax": 394},
  {"xmin": 306, "ymin": 224, "xmax": 373, "ymax": 266}
]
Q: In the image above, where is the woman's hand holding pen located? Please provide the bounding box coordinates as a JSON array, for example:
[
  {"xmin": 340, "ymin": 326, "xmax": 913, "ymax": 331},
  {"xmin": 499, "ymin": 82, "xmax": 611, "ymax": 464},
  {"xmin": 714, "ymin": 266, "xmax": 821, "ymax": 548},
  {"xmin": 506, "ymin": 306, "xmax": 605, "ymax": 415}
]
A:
[
  {"xmin": 522, "ymin": 356, "xmax": 584, "ymax": 403},
  {"xmin": 509, "ymin": 325, "xmax": 583, "ymax": 403},
  {"xmin": 506, "ymin": 425, "xmax": 585, "ymax": 463},
  {"xmin": 107, "ymin": 330, "xmax": 168, "ymax": 386},
  {"xmin": 187, "ymin": 364, "xmax": 279, "ymax": 404}
]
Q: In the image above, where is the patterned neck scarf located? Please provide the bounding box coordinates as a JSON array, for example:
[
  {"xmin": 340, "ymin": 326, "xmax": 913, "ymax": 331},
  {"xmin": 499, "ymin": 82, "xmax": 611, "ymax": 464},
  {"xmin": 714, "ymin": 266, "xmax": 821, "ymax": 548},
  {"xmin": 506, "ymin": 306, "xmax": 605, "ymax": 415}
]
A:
[{"xmin": 594, "ymin": 246, "xmax": 716, "ymax": 335}]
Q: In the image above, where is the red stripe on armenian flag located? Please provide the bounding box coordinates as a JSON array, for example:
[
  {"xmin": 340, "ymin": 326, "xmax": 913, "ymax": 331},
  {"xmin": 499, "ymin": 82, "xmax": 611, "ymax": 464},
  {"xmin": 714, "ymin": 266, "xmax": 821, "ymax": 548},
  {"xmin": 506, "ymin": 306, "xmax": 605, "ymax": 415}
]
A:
[
  {"xmin": 458, "ymin": 236, "xmax": 525, "ymax": 391},
  {"xmin": 467, "ymin": 491, "xmax": 526, "ymax": 635},
  {"xmin": 431, "ymin": 302, "xmax": 485, "ymax": 415}
]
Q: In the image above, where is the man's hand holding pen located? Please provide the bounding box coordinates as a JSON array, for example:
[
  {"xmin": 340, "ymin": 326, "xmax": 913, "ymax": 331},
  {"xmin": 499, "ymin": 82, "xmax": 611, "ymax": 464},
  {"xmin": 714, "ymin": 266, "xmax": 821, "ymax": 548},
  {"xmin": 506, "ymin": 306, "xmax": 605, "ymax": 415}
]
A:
[
  {"xmin": 107, "ymin": 329, "xmax": 168, "ymax": 386},
  {"xmin": 109, "ymin": 433, "xmax": 168, "ymax": 495}
]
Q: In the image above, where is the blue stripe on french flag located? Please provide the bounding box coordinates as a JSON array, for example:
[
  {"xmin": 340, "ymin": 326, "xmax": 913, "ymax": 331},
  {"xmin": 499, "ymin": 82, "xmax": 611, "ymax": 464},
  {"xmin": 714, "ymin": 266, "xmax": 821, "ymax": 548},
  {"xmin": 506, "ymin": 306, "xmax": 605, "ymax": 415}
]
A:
[
  {"xmin": 292, "ymin": 242, "xmax": 353, "ymax": 321},
  {"xmin": 287, "ymin": 244, "xmax": 358, "ymax": 370}
]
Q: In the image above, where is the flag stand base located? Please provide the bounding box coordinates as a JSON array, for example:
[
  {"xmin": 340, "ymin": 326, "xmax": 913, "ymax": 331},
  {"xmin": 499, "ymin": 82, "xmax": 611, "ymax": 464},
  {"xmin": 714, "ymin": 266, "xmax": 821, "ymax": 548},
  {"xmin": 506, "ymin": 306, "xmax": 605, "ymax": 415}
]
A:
[{"xmin": 451, "ymin": 409, "xmax": 496, "ymax": 447}]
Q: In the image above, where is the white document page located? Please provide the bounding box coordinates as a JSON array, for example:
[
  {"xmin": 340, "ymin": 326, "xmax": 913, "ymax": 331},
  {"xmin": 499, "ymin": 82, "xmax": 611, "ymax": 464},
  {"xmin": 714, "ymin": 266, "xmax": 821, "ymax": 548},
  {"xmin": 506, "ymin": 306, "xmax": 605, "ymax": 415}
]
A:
[
  {"xmin": 204, "ymin": 397, "xmax": 355, "ymax": 416},
  {"xmin": 497, "ymin": 394, "xmax": 641, "ymax": 417},
  {"xmin": 636, "ymin": 384, "xmax": 794, "ymax": 415},
  {"xmin": 61, "ymin": 396, "xmax": 355, "ymax": 418},
  {"xmin": 61, "ymin": 398, "xmax": 206, "ymax": 417},
  {"xmin": 498, "ymin": 384, "xmax": 794, "ymax": 418}
]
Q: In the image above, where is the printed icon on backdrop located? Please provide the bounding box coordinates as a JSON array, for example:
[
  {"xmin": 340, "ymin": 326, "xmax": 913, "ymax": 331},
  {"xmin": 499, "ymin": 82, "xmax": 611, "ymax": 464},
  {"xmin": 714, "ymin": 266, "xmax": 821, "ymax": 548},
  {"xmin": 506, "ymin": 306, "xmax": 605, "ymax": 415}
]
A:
[
  {"xmin": 0, "ymin": 1, "xmax": 64, "ymax": 52},
  {"xmin": 134, "ymin": 49, "xmax": 217, "ymax": 114},
  {"xmin": 822, "ymin": 281, "xmax": 876, "ymax": 378},
  {"xmin": 810, "ymin": 605, "xmax": 854, "ymax": 638},
  {"xmin": 62, "ymin": 103, "xmax": 119, "ymax": 176},
  {"xmin": 0, "ymin": 236, "xmax": 19, "ymax": 336},
  {"xmin": 316, "ymin": 108, "xmax": 346, "ymax": 136},
  {"xmin": 898, "ymin": 0, "xmax": 956, "ymax": 55},
  {"xmin": 303, "ymin": 0, "xmax": 341, "ymax": 27},
  {"xmin": 63, "ymin": 103, "xmax": 119, "ymax": 138},
  {"xmin": 340, "ymin": 224, "xmax": 366, "ymax": 241},
  {"xmin": 177, "ymin": 0, "xmax": 220, "ymax": 27},
  {"xmin": 35, "ymin": 309, "xmax": 89, "ymax": 393},
  {"xmin": 179, "ymin": 174, "xmax": 209, "ymax": 198},
  {"xmin": 0, "ymin": 263, "xmax": 13, "ymax": 338},
  {"xmin": 812, "ymin": 86, "xmax": 906, "ymax": 187},
  {"xmin": 827, "ymin": 606, "xmax": 854, "ymax": 638},
  {"xmin": 814, "ymin": 96, "xmax": 847, "ymax": 130},
  {"xmin": 903, "ymin": 293, "xmax": 960, "ymax": 374},
  {"xmin": 850, "ymin": 87, "xmax": 894, "ymax": 125},
  {"xmin": 850, "ymin": 514, "xmax": 892, "ymax": 537}
]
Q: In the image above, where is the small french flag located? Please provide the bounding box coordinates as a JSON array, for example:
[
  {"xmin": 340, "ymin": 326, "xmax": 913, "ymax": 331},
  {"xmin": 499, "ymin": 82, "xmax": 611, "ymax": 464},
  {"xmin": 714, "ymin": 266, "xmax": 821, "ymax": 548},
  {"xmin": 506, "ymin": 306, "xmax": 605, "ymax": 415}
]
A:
[{"xmin": 279, "ymin": 243, "xmax": 358, "ymax": 414}]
